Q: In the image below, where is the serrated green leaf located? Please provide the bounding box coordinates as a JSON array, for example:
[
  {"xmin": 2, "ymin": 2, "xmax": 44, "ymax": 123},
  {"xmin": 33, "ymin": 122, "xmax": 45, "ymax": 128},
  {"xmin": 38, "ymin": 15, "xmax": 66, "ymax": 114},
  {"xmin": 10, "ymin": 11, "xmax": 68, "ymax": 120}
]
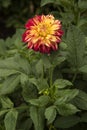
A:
[
  {"xmin": 14, "ymin": 55, "xmax": 31, "ymax": 75},
  {"xmin": 4, "ymin": 109, "xmax": 18, "ymax": 130},
  {"xmin": 45, "ymin": 106, "xmax": 57, "ymax": 124},
  {"xmin": 13, "ymin": 29, "xmax": 24, "ymax": 49},
  {"xmin": 30, "ymin": 106, "xmax": 44, "ymax": 130},
  {"xmin": 54, "ymin": 115, "xmax": 80, "ymax": 128},
  {"xmin": 50, "ymin": 52, "xmax": 66, "ymax": 66},
  {"xmin": 54, "ymin": 89, "xmax": 79, "ymax": 104},
  {"xmin": 0, "ymin": 109, "xmax": 8, "ymax": 117},
  {"xmin": 54, "ymin": 57, "xmax": 66, "ymax": 66},
  {"xmin": 19, "ymin": 118, "xmax": 32, "ymax": 130},
  {"xmin": 78, "ymin": 19, "xmax": 87, "ymax": 27},
  {"xmin": 79, "ymin": 65, "xmax": 87, "ymax": 73},
  {"xmin": 20, "ymin": 73, "xmax": 29, "ymax": 86},
  {"xmin": 0, "ymin": 75, "xmax": 20, "ymax": 95},
  {"xmin": 22, "ymin": 83, "xmax": 37, "ymax": 102},
  {"xmin": 0, "ymin": 58, "xmax": 19, "ymax": 70},
  {"xmin": 0, "ymin": 69, "xmax": 19, "ymax": 77},
  {"xmin": 66, "ymin": 26, "xmax": 85, "ymax": 69},
  {"xmin": 0, "ymin": 96, "xmax": 13, "ymax": 108},
  {"xmin": 35, "ymin": 59, "xmax": 43, "ymax": 76},
  {"xmin": 0, "ymin": 56, "xmax": 30, "ymax": 75},
  {"xmin": 29, "ymin": 78, "xmax": 49, "ymax": 92},
  {"xmin": 57, "ymin": 103, "xmax": 79, "ymax": 116},
  {"xmin": 42, "ymin": 55, "xmax": 52, "ymax": 69},
  {"xmin": 78, "ymin": 1, "xmax": 87, "ymax": 10},
  {"xmin": 73, "ymin": 90, "xmax": 87, "ymax": 110},
  {"xmin": 59, "ymin": 42, "xmax": 67, "ymax": 50},
  {"xmin": 5, "ymin": 37, "xmax": 14, "ymax": 48},
  {"xmin": 29, "ymin": 95, "xmax": 50, "ymax": 107},
  {"xmin": 37, "ymin": 78, "xmax": 49, "ymax": 91},
  {"xmin": 29, "ymin": 78, "xmax": 38, "ymax": 87},
  {"xmin": 60, "ymin": 12, "xmax": 74, "ymax": 26},
  {"xmin": 54, "ymin": 79, "xmax": 72, "ymax": 88}
]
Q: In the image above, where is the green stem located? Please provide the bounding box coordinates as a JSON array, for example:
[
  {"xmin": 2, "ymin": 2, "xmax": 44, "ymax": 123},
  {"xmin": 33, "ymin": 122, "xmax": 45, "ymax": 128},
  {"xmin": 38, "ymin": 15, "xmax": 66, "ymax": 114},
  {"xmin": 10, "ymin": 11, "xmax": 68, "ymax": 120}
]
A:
[
  {"xmin": 49, "ymin": 67, "xmax": 53, "ymax": 87},
  {"xmin": 72, "ymin": 72, "xmax": 77, "ymax": 83},
  {"xmin": 41, "ymin": 65, "xmax": 44, "ymax": 79},
  {"xmin": 15, "ymin": 105, "xmax": 29, "ymax": 111}
]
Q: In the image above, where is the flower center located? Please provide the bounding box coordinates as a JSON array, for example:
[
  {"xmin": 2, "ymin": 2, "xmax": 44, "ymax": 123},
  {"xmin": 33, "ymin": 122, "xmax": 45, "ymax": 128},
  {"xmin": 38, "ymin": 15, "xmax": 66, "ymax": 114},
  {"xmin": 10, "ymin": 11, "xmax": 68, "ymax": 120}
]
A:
[{"xmin": 36, "ymin": 23, "xmax": 51, "ymax": 38}]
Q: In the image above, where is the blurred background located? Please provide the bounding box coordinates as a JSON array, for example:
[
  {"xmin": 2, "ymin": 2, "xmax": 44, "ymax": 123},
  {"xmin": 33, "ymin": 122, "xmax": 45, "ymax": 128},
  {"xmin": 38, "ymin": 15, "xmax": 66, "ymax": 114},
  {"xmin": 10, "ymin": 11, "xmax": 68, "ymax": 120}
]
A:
[
  {"xmin": 0, "ymin": 0, "xmax": 42, "ymax": 39},
  {"xmin": 0, "ymin": 0, "xmax": 87, "ymax": 39}
]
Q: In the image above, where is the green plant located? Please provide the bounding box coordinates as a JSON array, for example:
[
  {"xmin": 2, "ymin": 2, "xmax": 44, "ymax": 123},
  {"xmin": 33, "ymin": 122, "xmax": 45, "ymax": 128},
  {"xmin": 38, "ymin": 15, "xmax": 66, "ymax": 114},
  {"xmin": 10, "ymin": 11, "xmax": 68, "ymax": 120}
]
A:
[
  {"xmin": 0, "ymin": 25, "xmax": 86, "ymax": 130},
  {"xmin": 0, "ymin": 0, "xmax": 87, "ymax": 130}
]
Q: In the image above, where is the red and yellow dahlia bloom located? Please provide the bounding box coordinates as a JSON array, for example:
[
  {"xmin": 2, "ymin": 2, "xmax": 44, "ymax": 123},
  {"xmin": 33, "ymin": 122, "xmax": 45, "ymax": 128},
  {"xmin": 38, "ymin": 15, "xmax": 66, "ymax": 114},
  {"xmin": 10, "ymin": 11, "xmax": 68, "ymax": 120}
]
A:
[{"xmin": 22, "ymin": 15, "xmax": 63, "ymax": 53}]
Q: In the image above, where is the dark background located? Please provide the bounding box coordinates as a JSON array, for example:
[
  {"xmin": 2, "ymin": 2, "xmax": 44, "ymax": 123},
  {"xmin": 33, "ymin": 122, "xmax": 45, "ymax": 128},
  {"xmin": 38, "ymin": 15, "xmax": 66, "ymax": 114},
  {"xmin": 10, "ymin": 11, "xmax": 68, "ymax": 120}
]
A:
[{"xmin": 0, "ymin": 0, "xmax": 41, "ymax": 39}]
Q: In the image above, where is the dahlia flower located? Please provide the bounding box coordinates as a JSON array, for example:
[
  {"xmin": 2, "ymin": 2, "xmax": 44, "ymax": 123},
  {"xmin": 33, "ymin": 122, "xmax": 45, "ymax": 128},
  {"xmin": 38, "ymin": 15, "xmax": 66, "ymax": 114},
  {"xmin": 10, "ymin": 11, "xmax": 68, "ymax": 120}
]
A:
[{"xmin": 22, "ymin": 15, "xmax": 63, "ymax": 53}]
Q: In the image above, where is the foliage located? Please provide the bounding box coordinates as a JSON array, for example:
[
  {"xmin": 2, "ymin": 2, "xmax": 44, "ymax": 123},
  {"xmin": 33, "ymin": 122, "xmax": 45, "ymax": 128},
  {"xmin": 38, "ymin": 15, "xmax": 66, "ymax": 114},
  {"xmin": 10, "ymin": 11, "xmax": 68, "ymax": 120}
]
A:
[{"xmin": 0, "ymin": 0, "xmax": 87, "ymax": 130}]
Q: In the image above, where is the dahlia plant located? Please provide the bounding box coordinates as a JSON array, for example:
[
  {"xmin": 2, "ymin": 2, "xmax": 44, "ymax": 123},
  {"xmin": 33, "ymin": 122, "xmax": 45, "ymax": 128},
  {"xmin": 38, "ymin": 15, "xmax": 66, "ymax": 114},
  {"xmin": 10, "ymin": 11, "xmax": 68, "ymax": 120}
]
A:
[
  {"xmin": 20, "ymin": 14, "xmax": 80, "ymax": 130},
  {"xmin": 0, "ymin": 0, "xmax": 87, "ymax": 129}
]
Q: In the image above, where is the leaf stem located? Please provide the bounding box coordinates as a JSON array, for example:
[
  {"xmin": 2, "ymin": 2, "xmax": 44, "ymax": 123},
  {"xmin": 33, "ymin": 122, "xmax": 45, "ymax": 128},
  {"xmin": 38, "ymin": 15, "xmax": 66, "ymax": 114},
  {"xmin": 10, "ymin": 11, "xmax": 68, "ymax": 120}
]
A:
[
  {"xmin": 72, "ymin": 72, "xmax": 77, "ymax": 83},
  {"xmin": 49, "ymin": 67, "xmax": 53, "ymax": 87},
  {"xmin": 15, "ymin": 105, "xmax": 29, "ymax": 111}
]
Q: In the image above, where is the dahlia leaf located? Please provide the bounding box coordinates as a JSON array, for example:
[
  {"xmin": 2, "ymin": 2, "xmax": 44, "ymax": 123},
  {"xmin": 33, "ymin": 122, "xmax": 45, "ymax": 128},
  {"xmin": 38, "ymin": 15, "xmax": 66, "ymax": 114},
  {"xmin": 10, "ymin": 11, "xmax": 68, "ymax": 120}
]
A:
[
  {"xmin": 72, "ymin": 90, "xmax": 87, "ymax": 110},
  {"xmin": 29, "ymin": 78, "xmax": 49, "ymax": 91},
  {"xmin": 0, "ymin": 74, "xmax": 20, "ymax": 95},
  {"xmin": 78, "ymin": 1, "xmax": 87, "ymax": 10},
  {"xmin": 22, "ymin": 83, "xmax": 37, "ymax": 102},
  {"xmin": 4, "ymin": 109, "xmax": 18, "ymax": 130},
  {"xmin": 49, "ymin": 51, "xmax": 66, "ymax": 67},
  {"xmin": 79, "ymin": 65, "xmax": 87, "ymax": 73},
  {"xmin": 30, "ymin": 106, "xmax": 44, "ymax": 130},
  {"xmin": 56, "ymin": 103, "xmax": 79, "ymax": 116},
  {"xmin": 29, "ymin": 95, "xmax": 50, "ymax": 107},
  {"xmin": 0, "ymin": 109, "xmax": 8, "ymax": 117},
  {"xmin": 45, "ymin": 106, "xmax": 57, "ymax": 124},
  {"xmin": 54, "ymin": 89, "xmax": 79, "ymax": 105},
  {"xmin": 54, "ymin": 115, "xmax": 80, "ymax": 128},
  {"xmin": 13, "ymin": 29, "xmax": 24, "ymax": 48},
  {"xmin": 59, "ymin": 42, "xmax": 67, "ymax": 50},
  {"xmin": 0, "ymin": 56, "xmax": 31, "ymax": 75},
  {"xmin": 36, "ymin": 78, "xmax": 49, "ymax": 91},
  {"xmin": 0, "ymin": 96, "xmax": 13, "ymax": 109},
  {"xmin": 35, "ymin": 59, "xmax": 43, "ymax": 76},
  {"xmin": 0, "ymin": 69, "xmax": 19, "ymax": 77},
  {"xmin": 0, "ymin": 58, "xmax": 20, "ymax": 70},
  {"xmin": 66, "ymin": 26, "xmax": 85, "ymax": 69},
  {"xmin": 42, "ymin": 55, "xmax": 52, "ymax": 69},
  {"xmin": 53, "ymin": 79, "xmax": 73, "ymax": 88},
  {"xmin": 13, "ymin": 55, "xmax": 31, "ymax": 75},
  {"xmin": 53, "ymin": 56, "xmax": 66, "ymax": 66},
  {"xmin": 20, "ymin": 73, "xmax": 29, "ymax": 86}
]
